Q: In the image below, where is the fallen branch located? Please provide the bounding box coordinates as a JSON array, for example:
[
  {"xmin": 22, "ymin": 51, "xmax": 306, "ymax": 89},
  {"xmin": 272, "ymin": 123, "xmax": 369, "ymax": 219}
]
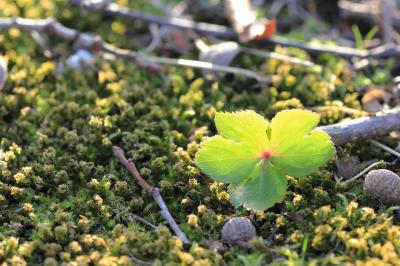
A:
[
  {"xmin": 0, "ymin": 17, "xmax": 163, "ymax": 72},
  {"xmin": 70, "ymin": 0, "xmax": 400, "ymax": 58},
  {"xmin": 316, "ymin": 108, "xmax": 400, "ymax": 146},
  {"xmin": 112, "ymin": 146, "xmax": 190, "ymax": 246}
]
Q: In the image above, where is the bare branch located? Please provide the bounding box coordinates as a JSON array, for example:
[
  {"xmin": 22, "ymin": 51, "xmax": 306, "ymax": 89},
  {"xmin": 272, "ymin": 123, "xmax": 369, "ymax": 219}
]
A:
[{"xmin": 112, "ymin": 146, "xmax": 190, "ymax": 246}]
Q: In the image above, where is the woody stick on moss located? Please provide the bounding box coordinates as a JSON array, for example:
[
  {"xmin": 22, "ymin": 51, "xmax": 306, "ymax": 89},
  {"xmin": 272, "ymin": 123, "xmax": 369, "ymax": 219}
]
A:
[{"xmin": 112, "ymin": 146, "xmax": 190, "ymax": 246}]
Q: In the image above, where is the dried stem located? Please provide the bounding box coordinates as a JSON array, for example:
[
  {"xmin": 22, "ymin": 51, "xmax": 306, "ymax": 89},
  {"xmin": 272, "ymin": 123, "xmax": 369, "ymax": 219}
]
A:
[
  {"xmin": 148, "ymin": 56, "xmax": 272, "ymax": 83},
  {"xmin": 370, "ymin": 139, "xmax": 400, "ymax": 159},
  {"xmin": 340, "ymin": 160, "xmax": 385, "ymax": 185},
  {"xmin": 240, "ymin": 46, "xmax": 316, "ymax": 67},
  {"xmin": 0, "ymin": 17, "xmax": 163, "ymax": 72},
  {"xmin": 128, "ymin": 252, "xmax": 153, "ymax": 266},
  {"xmin": 112, "ymin": 146, "xmax": 190, "ymax": 246},
  {"xmin": 308, "ymin": 106, "xmax": 368, "ymax": 116},
  {"xmin": 130, "ymin": 213, "xmax": 157, "ymax": 230}
]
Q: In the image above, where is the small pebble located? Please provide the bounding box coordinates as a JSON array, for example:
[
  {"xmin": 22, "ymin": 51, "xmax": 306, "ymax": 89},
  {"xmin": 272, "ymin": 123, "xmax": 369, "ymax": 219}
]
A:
[
  {"xmin": 364, "ymin": 169, "xmax": 400, "ymax": 204},
  {"xmin": 221, "ymin": 217, "xmax": 256, "ymax": 244},
  {"xmin": 0, "ymin": 56, "xmax": 7, "ymax": 91},
  {"xmin": 66, "ymin": 49, "xmax": 95, "ymax": 70}
]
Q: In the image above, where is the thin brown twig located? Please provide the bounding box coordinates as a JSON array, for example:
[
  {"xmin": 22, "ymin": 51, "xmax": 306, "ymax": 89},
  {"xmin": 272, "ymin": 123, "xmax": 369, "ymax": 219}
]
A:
[
  {"xmin": 71, "ymin": 0, "xmax": 400, "ymax": 58},
  {"xmin": 0, "ymin": 17, "xmax": 163, "ymax": 72},
  {"xmin": 112, "ymin": 146, "xmax": 190, "ymax": 246}
]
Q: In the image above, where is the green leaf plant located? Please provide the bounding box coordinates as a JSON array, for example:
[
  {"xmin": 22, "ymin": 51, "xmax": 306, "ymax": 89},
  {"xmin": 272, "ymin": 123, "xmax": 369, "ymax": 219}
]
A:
[{"xmin": 195, "ymin": 109, "xmax": 335, "ymax": 211}]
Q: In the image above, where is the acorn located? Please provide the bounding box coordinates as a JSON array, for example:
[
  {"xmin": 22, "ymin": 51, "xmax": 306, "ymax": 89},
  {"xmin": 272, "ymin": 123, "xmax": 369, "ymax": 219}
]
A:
[
  {"xmin": 364, "ymin": 169, "xmax": 400, "ymax": 204},
  {"xmin": 221, "ymin": 217, "xmax": 256, "ymax": 244}
]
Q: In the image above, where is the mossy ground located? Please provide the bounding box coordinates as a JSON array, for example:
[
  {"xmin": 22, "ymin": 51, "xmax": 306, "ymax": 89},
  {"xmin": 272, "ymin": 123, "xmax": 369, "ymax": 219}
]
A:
[{"xmin": 0, "ymin": 0, "xmax": 400, "ymax": 265}]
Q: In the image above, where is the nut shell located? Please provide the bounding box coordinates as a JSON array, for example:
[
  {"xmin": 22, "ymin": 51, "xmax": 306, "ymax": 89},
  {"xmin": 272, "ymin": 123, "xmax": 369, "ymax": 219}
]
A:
[
  {"xmin": 221, "ymin": 217, "xmax": 256, "ymax": 243},
  {"xmin": 364, "ymin": 169, "xmax": 400, "ymax": 204}
]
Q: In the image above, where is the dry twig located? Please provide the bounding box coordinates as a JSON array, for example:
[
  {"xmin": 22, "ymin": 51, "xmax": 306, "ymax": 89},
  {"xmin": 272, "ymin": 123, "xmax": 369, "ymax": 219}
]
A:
[
  {"xmin": 370, "ymin": 139, "xmax": 400, "ymax": 159},
  {"xmin": 0, "ymin": 17, "xmax": 163, "ymax": 72},
  {"xmin": 112, "ymin": 146, "xmax": 190, "ymax": 246},
  {"xmin": 0, "ymin": 17, "xmax": 269, "ymax": 81},
  {"xmin": 128, "ymin": 252, "xmax": 153, "ymax": 266},
  {"xmin": 148, "ymin": 56, "xmax": 272, "ymax": 83},
  {"xmin": 339, "ymin": 0, "xmax": 400, "ymax": 30},
  {"xmin": 71, "ymin": 0, "xmax": 400, "ymax": 58}
]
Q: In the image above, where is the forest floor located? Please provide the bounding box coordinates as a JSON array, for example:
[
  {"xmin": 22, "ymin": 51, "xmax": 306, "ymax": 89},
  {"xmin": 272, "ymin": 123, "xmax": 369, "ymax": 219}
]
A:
[{"xmin": 0, "ymin": 0, "xmax": 400, "ymax": 265}]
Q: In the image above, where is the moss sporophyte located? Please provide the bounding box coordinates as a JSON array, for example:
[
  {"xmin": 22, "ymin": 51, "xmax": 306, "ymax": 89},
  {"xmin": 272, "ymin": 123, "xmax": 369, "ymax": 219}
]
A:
[{"xmin": 195, "ymin": 109, "xmax": 335, "ymax": 211}]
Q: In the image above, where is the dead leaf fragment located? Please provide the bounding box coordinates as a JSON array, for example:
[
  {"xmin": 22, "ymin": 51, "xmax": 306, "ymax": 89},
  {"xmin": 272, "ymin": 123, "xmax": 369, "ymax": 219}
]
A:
[
  {"xmin": 224, "ymin": 0, "xmax": 276, "ymax": 41},
  {"xmin": 199, "ymin": 41, "xmax": 241, "ymax": 77},
  {"xmin": 336, "ymin": 155, "xmax": 360, "ymax": 180},
  {"xmin": 362, "ymin": 88, "xmax": 387, "ymax": 113}
]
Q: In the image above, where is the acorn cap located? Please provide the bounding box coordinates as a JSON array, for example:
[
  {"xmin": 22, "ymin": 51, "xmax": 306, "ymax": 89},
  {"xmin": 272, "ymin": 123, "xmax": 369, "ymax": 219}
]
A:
[
  {"xmin": 221, "ymin": 217, "xmax": 256, "ymax": 244},
  {"xmin": 364, "ymin": 169, "xmax": 400, "ymax": 205}
]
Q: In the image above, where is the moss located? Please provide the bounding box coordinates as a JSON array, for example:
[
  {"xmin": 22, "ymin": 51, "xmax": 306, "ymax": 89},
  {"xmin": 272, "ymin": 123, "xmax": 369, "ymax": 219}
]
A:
[{"xmin": 0, "ymin": 0, "xmax": 399, "ymax": 264}]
